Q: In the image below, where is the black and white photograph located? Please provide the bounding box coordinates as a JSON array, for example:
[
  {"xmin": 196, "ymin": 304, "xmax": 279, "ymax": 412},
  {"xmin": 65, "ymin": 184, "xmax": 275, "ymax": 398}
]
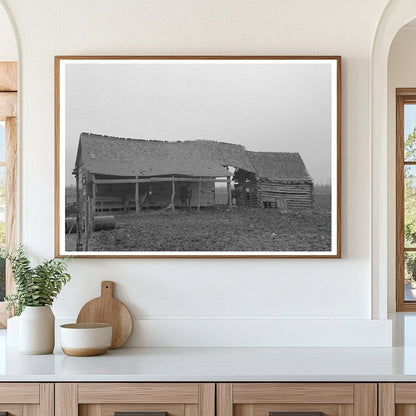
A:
[{"xmin": 55, "ymin": 56, "xmax": 341, "ymax": 257}]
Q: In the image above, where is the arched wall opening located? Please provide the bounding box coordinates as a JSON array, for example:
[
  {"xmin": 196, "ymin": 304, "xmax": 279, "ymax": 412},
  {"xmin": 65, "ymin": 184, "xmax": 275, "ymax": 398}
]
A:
[
  {"xmin": 372, "ymin": 1, "xmax": 416, "ymax": 319},
  {"xmin": 387, "ymin": 19, "xmax": 416, "ymax": 313}
]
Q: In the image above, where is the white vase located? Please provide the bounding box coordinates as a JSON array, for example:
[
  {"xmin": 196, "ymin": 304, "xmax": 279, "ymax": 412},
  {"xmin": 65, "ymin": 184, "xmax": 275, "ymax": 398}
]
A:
[
  {"xmin": 6, "ymin": 315, "xmax": 20, "ymax": 347},
  {"xmin": 19, "ymin": 306, "xmax": 55, "ymax": 354}
]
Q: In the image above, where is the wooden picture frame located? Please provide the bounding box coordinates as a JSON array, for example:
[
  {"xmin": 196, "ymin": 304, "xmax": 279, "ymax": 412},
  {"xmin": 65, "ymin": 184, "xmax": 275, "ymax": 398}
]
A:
[
  {"xmin": 396, "ymin": 88, "xmax": 416, "ymax": 310},
  {"xmin": 55, "ymin": 56, "xmax": 341, "ymax": 258}
]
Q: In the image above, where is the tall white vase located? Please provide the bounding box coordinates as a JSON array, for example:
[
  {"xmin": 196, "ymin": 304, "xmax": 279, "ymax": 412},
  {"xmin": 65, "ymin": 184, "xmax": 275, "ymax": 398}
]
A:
[
  {"xmin": 19, "ymin": 306, "xmax": 55, "ymax": 354},
  {"xmin": 6, "ymin": 315, "xmax": 20, "ymax": 347}
]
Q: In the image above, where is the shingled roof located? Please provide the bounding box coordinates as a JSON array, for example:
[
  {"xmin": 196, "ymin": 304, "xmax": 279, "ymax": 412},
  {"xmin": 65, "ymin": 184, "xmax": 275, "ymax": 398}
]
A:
[
  {"xmin": 75, "ymin": 133, "xmax": 254, "ymax": 178},
  {"xmin": 247, "ymin": 151, "xmax": 313, "ymax": 182}
]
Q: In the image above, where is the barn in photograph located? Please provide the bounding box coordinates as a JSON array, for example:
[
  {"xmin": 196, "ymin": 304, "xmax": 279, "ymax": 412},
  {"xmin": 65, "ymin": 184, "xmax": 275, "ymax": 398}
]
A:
[
  {"xmin": 72, "ymin": 132, "xmax": 253, "ymax": 213},
  {"xmin": 71, "ymin": 132, "xmax": 315, "ymax": 215}
]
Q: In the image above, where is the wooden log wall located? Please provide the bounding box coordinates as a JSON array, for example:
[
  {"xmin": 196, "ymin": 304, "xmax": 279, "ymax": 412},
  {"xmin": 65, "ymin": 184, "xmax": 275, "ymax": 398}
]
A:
[{"xmin": 260, "ymin": 182, "xmax": 314, "ymax": 209}]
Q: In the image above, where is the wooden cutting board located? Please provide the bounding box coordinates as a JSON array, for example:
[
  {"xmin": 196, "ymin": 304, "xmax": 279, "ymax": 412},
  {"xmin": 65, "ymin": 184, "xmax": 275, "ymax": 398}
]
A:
[{"xmin": 76, "ymin": 281, "xmax": 133, "ymax": 349}]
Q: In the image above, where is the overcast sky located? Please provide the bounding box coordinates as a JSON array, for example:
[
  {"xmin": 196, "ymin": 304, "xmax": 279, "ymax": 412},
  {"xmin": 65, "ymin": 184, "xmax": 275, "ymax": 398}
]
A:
[{"xmin": 64, "ymin": 60, "xmax": 334, "ymax": 186}]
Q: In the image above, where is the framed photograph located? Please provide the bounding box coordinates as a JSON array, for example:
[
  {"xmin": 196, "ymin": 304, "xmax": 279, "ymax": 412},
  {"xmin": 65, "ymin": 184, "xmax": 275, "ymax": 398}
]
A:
[{"xmin": 55, "ymin": 56, "xmax": 341, "ymax": 258}]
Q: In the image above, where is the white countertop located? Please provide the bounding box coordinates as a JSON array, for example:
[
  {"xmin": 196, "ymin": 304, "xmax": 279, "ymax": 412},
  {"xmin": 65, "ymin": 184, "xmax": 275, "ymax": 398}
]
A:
[
  {"xmin": 2, "ymin": 345, "xmax": 416, "ymax": 382},
  {"xmin": 2, "ymin": 313, "xmax": 416, "ymax": 382}
]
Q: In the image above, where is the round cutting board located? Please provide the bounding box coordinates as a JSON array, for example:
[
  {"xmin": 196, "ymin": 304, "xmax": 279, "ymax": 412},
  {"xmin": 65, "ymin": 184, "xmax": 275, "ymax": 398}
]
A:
[{"xmin": 76, "ymin": 281, "xmax": 133, "ymax": 349}]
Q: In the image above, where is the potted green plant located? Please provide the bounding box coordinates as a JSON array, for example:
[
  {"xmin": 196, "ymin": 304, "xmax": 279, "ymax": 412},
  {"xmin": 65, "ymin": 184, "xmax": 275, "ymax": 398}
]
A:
[{"xmin": 4, "ymin": 246, "xmax": 71, "ymax": 354}]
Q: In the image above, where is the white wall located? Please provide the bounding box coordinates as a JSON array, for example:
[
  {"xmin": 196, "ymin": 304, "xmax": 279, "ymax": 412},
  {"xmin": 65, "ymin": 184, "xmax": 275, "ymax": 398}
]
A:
[
  {"xmin": 0, "ymin": 3, "xmax": 16, "ymax": 61},
  {"xmin": 0, "ymin": 0, "xmax": 393, "ymax": 347},
  {"xmin": 387, "ymin": 26, "xmax": 416, "ymax": 312}
]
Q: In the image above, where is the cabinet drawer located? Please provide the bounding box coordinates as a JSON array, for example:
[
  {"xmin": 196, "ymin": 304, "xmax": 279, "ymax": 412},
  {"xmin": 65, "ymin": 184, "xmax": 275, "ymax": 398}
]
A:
[
  {"xmin": 0, "ymin": 383, "xmax": 39, "ymax": 403},
  {"xmin": 56, "ymin": 383, "xmax": 215, "ymax": 416},
  {"xmin": 217, "ymin": 383, "xmax": 376, "ymax": 416},
  {"xmin": 78, "ymin": 383, "xmax": 200, "ymax": 404}
]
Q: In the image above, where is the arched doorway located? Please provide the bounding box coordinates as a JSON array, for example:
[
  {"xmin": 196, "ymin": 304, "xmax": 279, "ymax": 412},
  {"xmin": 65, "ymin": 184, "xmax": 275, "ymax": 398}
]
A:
[{"xmin": 371, "ymin": 1, "xmax": 416, "ymax": 318}]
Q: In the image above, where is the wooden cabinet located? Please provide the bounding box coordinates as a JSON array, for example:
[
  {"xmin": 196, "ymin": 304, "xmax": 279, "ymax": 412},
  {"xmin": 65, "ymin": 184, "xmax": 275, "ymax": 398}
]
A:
[
  {"xmin": 0, "ymin": 380, "xmax": 411, "ymax": 416},
  {"xmin": 217, "ymin": 383, "xmax": 377, "ymax": 416},
  {"xmin": 53, "ymin": 381, "xmax": 380, "ymax": 416},
  {"xmin": 0, "ymin": 383, "xmax": 53, "ymax": 416},
  {"xmin": 55, "ymin": 383, "xmax": 215, "ymax": 416}
]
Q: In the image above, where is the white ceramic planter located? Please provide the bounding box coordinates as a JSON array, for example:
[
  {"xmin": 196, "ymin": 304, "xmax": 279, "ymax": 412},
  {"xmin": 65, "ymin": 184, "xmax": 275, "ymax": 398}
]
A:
[
  {"xmin": 19, "ymin": 306, "xmax": 55, "ymax": 354},
  {"xmin": 6, "ymin": 315, "xmax": 20, "ymax": 347}
]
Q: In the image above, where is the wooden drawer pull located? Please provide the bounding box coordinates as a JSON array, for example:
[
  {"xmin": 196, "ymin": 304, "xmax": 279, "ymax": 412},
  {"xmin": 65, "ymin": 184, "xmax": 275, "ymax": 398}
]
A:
[
  {"xmin": 270, "ymin": 413, "xmax": 323, "ymax": 416},
  {"xmin": 115, "ymin": 412, "xmax": 168, "ymax": 416}
]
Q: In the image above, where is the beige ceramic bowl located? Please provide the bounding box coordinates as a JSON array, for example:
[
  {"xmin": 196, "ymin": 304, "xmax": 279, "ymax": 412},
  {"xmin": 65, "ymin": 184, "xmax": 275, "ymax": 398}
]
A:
[{"xmin": 60, "ymin": 323, "xmax": 112, "ymax": 356}]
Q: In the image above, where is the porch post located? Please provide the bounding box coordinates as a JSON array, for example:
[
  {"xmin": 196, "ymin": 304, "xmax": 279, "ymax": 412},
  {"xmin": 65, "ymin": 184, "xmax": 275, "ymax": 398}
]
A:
[
  {"xmin": 75, "ymin": 169, "xmax": 82, "ymax": 251},
  {"xmin": 135, "ymin": 176, "xmax": 140, "ymax": 212},
  {"xmin": 198, "ymin": 177, "xmax": 202, "ymax": 212},
  {"xmin": 84, "ymin": 197, "xmax": 90, "ymax": 251},
  {"xmin": 227, "ymin": 175, "xmax": 232, "ymax": 210},
  {"xmin": 92, "ymin": 174, "xmax": 96, "ymax": 219},
  {"xmin": 171, "ymin": 175, "xmax": 175, "ymax": 211}
]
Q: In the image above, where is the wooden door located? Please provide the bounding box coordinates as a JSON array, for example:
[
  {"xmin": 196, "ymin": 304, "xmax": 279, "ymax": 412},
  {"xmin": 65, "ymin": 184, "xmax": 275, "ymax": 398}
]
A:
[
  {"xmin": 55, "ymin": 383, "xmax": 215, "ymax": 416},
  {"xmin": 217, "ymin": 383, "xmax": 377, "ymax": 416}
]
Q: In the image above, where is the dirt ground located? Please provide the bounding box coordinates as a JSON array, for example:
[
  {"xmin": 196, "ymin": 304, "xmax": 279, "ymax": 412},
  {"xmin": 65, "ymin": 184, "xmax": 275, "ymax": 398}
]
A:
[{"xmin": 66, "ymin": 195, "xmax": 332, "ymax": 252}]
